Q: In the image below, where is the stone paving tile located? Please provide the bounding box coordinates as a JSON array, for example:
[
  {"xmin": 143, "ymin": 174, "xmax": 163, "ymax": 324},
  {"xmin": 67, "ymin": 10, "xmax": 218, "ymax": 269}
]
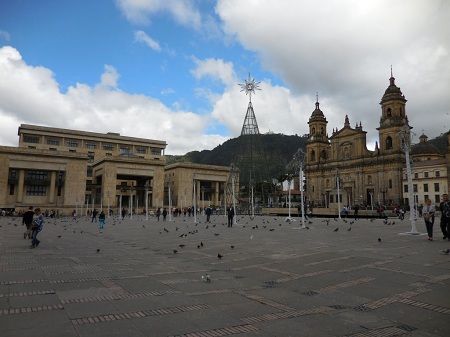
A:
[{"xmin": 0, "ymin": 215, "xmax": 449, "ymax": 337}]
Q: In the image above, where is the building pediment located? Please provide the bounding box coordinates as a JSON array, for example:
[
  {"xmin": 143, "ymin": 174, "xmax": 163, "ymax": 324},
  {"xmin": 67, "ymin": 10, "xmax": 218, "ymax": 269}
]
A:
[{"xmin": 330, "ymin": 127, "xmax": 365, "ymax": 139}]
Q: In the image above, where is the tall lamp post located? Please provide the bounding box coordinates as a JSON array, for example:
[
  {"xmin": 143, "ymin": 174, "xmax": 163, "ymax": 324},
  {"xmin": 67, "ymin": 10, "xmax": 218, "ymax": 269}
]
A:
[
  {"xmin": 294, "ymin": 149, "xmax": 306, "ymax": 229},
  {"xmin": 285, "ymin": 174, "xmax": 294, "ymax": 222},
  {"xmin": 231, "ymin": 164, "xmax": 238, "ymax": 226},
  {"xmin": 399, "ymin": 126, "xmax": 419, "ymax": 234},
  {"xmin": 336, "ymin": 169, "xmax": 341, "ymax": 220}
]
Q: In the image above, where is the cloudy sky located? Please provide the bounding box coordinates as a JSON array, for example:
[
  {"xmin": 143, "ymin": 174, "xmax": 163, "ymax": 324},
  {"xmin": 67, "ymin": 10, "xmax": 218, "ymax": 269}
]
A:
[{"xmin": 0, "ymin": 0, "xmax": 449, "ymax": 154}]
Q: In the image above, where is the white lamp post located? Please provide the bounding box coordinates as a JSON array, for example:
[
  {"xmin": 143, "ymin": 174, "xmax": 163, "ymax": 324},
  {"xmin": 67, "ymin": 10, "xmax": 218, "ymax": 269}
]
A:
[
  {"xmin": 231, "ymin": 165, "xmax": 237, "ymax": 225},
  {"xmin": 399, "ymin": 126, "xmax": 419, "ymax": 234},
  {"xmin": 336, "ymin": 170, "xmax": 341, "ymax": 220}
]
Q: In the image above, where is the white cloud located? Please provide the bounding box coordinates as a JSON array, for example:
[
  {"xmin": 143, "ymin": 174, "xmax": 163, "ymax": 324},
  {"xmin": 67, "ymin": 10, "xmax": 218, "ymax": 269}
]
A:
[
  {"xmin": 191, "ymin": 57, "xmax": 236, "ymax": 86},
  {"xmin": 116, "ymin": 0, "xmax": 201, "ymax": 29},
  {"xmin": 0, "ymin": 30, "xmax": 10, "ymax": 41},
  {"xmin": 216, "ymin": 0, "xmax": 450, "ymax": 143},
  {"xmin": 134, "ymin": 30, "xmax": 161, "ymax": 52},
  {"xmin": 0, "ymin": 46, "xmax": 227, "ymax": 154}
]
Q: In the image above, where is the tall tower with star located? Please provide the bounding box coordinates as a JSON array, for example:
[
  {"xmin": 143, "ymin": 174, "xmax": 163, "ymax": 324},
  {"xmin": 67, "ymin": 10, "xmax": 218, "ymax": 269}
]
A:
[{"xmin": 240, "ymin": 74, "xmax": 261, "ymax": 135}]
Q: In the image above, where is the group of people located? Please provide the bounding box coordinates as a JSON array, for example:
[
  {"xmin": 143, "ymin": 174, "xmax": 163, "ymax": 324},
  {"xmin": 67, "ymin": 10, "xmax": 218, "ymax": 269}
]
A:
[
  {"xmin": 422, "ymin": 193, "xmax": 450, "ymax": 241},
  {"xmin": 22, "ymin": 206, "xmax": 44, "ymax": 248}
]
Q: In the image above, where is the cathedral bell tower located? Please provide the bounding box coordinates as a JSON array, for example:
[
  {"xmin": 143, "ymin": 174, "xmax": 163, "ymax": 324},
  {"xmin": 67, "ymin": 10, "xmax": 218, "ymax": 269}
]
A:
[
  {"xmin": 377, "ymin": 69, "xmax": 411, "ymax": 154},
  {"xmin": 306, "ymin": 96, "xmax": 329, "ymax": 164}
]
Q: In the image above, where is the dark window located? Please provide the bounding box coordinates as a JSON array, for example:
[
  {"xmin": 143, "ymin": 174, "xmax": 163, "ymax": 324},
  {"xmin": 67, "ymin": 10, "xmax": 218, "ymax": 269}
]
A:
[
  {"xmin": 310, "ymin": 150, "xmax": 316, "ymax": 161},
  {"xmin": 66, "ymin": 139, "xmax": 79, "ymax": 147},
  {"xmin": 321, "ymin": 150, "xmax": 327, "ymax": 160},
  {"xmin": 389, "ymin": 179, "xmax": 392, "ymax": 189},
  {"xmin": 69, "ymin": 149, "xmax": 76, "ymax": 153},
  {"xmin": 413, "ymin": 184, "xmax": 417, "ymax": 193},
  {"xmin": 49, "ymin": 147, "xmax": 57, "ymax": 151},
  {"xmin": 86, "ymin": 142, "xmax": 97, "ymax": 150},
  {"xmin": 28, "ymin": 146, "xmax": 36, "ymax": 149},
  {"xmin": 386, "ymin": 108, "xmax": 392, "ymax": 117},
  {"xmin": 404, "ymin": 185, "xmax": 408, "ymax": 193},
  {"xmin": 136, "ymin": 146, "xmax": 147, "ymax": 154},
  {"xmin": 26, "ymin": 185, "xmax": 46, "ymax": 196},
  {"xmin": 87, "ymin": 167, "xmax": 93, "ymax": 177},
  {"xmin": 435, "ymin": 195, "xmax": 440, "ymax": 203},
  {"xmin": 47, "ymin": 137, "xmax": 60, "ymax": 145},
  {"xmin": 23, "ymin": 134, "xmax": 40, "ymax": 143},
  {"xmin": 57, "ymin": 185, "xmax": 62, "ymax": 197},
  {"xmin": 424, "ymin": 172, "xmax": 429, "ymax": 178},
  {"xmin": 436, "ymin": 171, "xmax": 440, "ymax": 177},
  {"xmin": 151, "ymin": 148, "xmax": 161, "ymax": 156},
  {"xmin": 414, "ymin": 173, "xmax": 418, "ymax": 179},
  {"xmin": 120, "ymin": 146, "xmax": 130, "ymax": 154},
  {"xmin": 105, "ymin": 153, "xmax": 112, "ymax": 157},
  {"xmin": 424, "ymin": 194, "xmax": 429, "ymax": 201},
  {"xmin": 330, "ymin": 195, "xmax": 334, "ymax": 203},
  {"xmin": 9, "ymin": 184, "xmax": 14, "ymax": 195},
  {"xmin": 103, "ymin": 143, "xmax": 114, "ymax": 151},
  {"xmin": 385, "ymin": 136, "xmax": 393, "ymax": 150},
  {"xmin": 88, "ymin": 152, "xmax": 95, "ymax": 163},
  {"xmin": 424, "ymin": 183, "xmax": 428, "ymax": 192},
  {"xmin": 26, "ymin": 170, "xmax": 48, "ymax": 181},
  {"xmin": 434, "ymin": 183, "xmax": 440, "ymax": 192}
]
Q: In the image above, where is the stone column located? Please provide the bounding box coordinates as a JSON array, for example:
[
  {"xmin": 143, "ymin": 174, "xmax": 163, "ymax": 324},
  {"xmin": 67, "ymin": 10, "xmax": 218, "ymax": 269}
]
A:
[
  {"xmin": 49, "ymin": 171, "xmax": 56, "ymax": 203},
  {"xmin": 17, "ymin": 169, "xmax": 25, "ymax": 203},
  {"xmin": 196, "ymin": 180, "xmax": 201, "ymax": 204},
  {"xmin": 215, "ymin": 181, "xmax": 219, "ymax": 206}
]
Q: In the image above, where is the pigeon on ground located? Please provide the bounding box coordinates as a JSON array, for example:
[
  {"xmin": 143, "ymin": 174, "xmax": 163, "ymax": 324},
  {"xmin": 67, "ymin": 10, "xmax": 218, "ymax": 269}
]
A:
[
  {"xmin": 333, "ymin": 227, "xmax": 339, "ymax": 232},
  {"xmin": 173, "ymin": 249, "xmax": 178, "ymax": 254},
  {"xmin": 179, "ymin": 244, "xmax": 185, "ymax": 248},
  {"xmin": 96, "ymin": 249, "xmax": 100, "ymax": 253},
  {"xmin": 57, "ymin": 235, "xmax": 62, "ymax": 238},
  {"xmin": 200, "ymin": 241, "xmax": 204, "ymax": 247},
  {"xmin": 347, "ymin": 227, "xmax": 352, "ymax": 231},
  {"xmin": 163, "ymin": 228, "xmax": 169, "ymax": 233},
  {"xmin": 217, "ymin": 253, "xmax": 223, "ymax": 259},
  {"xmin": 442, "ymin": 249, "xmax": 450, "ymax": 255},
  {"xmin": 230, "ymin": 245, "xmax": 235, "ymax": 249},
  {"xmin": 214, "ymin": 233, "xmax": 220, "ymax": 236},
  {"xmin": 378, "ymin": 238, "xmax": 382, "ymax": 242},
  {"xmin": 269, "ymin": 228, "xmax": 275, "ymax": 232}
]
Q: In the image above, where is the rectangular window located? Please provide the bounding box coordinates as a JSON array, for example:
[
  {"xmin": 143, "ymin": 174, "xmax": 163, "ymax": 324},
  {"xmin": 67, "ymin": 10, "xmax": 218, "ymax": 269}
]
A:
[
  {"xmin": 424, "ymin": 172, "xmax": 429, "ymax": 178},
  {"xmin": 102, "ymin": 143, "xmax": 114, "ymax": 151},
  {"xmin": 46, "ymin": 137, "xmax": 60, "ymax": 145},
  {"xmin": 26, "ymin": 170, "xmax": 48, "ymax": 181},
  {"xmin": 86, "ymin": 142, "xmax": 97, "ymax": 150},
  {"xmin": 105, "ymin": 152, "xmax": 112, "ymax": 157},
  {"xmin": 69, "ymin": 149, "xmax": 76, "ymax": 153},
  {"xmin": 88, "ymin": 152, "xmax": 95, "ymax": 163},
  {"xmin": 424, "ymin": 183, "xmax": 428, "ymax": 192},
  {"xmin": 330, "ymin": 195, "xmax": 334, "ymax": 203},
  {"xmin": 434, "ymin": 183, "xmax": 440, "ymax": 192},
  {"xmin": 66, "ymin": 139, "xmax": 79, "ymax": 147},
  {"xmin": 414, "ymin": 173, "xmax": 418, "ymax": 179},
  {"xmin": 435, "ymin": 195, "xmax": 440, "ymax": 203},
  {"xmin": 413, "ymin": 184, "xmax": 417, "ymax": 193},
  {"xmin": 9, "ymin": 184, "xmax": 15, "ymax": 195},
  {"xmin": 151, "ymin": 148, "xmax": 161, "ymax": 156},
  {"xmin": 120, "ymin": 146, "xmax": 130, "ymax": 154},
  {"xmin": 28, "ymin": 146, "xmax": 36, "ymax": 149},
  {"xmin": 23, "ymin": 134, "xmax": 40, "ymax": 143},
  {"xmin": 435, "ymin": 171, "xmax": 440, "ymax": 177},
  {"xmin": 136, "ymin": 146, "xmax": 147, "ymax": 154},
  {"xmin": 388, "ymin": 179, "xmax": 392, "ymax": 189},
  {"xmin": 424, "ymin": 195, "xmax": 429, "ymax": 201},
  {"xmin": 49, "ymin": 147, "xmax": 57, "ymax": 151},
  {"xmin": 87, "ymin": 167, "xmax": 93, "ymax": 177},
  {"xmin": 26, "ymin": 185, "xmax": 47, "ymax": 196},
  {"xmin": 404, "ymin": 185, "xmax": 408, "ymax": 193}
]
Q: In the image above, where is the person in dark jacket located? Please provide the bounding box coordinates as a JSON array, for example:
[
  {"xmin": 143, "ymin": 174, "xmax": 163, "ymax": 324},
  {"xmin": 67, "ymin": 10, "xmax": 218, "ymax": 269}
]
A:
[
  {"xmin": 22, "ymin": 206, "xmax": 34, "ymax": 239},
  {"xmin": 205, "ymin": 206, "xmax": 212, "ymax": 223},
  {"xmin": 162, "ymin": 208, "xmax": 168, "ymax": 221},
  {"xmin": 439, "ymin": 193, "xmax": 450, "ymax": 240},
  {"xmin": 30, "ymin": 208, "xmax": 44, "ymax": 248},
  {"xmin": 227, "ymin": 205, "xmax": 235, "ymax": 227}
]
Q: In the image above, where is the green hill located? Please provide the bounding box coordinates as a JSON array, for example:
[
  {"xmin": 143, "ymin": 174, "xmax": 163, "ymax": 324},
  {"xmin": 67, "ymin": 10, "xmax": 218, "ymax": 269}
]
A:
[{"xmin": 167, "ymin": 133, "xmax": 309, "ymax": 183}]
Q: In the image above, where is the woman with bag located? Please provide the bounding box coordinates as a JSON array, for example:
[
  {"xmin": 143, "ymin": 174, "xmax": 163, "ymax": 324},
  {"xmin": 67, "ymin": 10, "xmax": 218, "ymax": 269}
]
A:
[{"xmin": 423, "ymin": 199, "xmax": 435, "ymax": 241}]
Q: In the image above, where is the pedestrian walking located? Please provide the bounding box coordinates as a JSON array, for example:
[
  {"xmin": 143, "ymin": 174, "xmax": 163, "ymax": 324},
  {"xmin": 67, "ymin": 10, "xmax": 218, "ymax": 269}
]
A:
[
  {"xmin": 423, "ymin": 199, "xmax": 435, "ymax": 241},
  {"xmin": 98, "ymin": 211, "xmax": 106, "ymax": 230},
  {"xmin": 30, "ymin": 208, "xmax": 44, "ymax": 248},
  {"xmin": 227, "ymin": 205, "xmax": 234, "ymax": 227},
  {"xmin": 91, "ymin": 208, "xmax": 98, "ymax": 223},
  {"xmin": 22, "ymin": 206, "xmax": 34, "ymax": 239},
  {"xmin": 156, "ymin": 208, "xmax": 161, "ymax": 221},
  {"xmin": 205, "ymin": 205, "xmax": 212, "ymax": 223},
  {"xmin": 439, "ymin": 193, "xmax": 450, "ymax": 241},
  {"xmin": 162, "ymin": 208, "xmax": 167, "ymax": 221}
]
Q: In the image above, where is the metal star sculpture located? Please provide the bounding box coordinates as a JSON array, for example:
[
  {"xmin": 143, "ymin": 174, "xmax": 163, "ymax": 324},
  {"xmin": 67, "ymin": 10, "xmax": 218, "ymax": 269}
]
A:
[{"xmin": 239, "ymin": 73, "xmax": 261, "ymax": 102}]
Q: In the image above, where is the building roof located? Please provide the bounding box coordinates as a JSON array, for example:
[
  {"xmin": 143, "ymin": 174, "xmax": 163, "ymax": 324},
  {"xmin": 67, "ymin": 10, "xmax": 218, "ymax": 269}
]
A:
[
  {"xmin": 18, "ymin": 124, "xmax": 167, "ymax": 147},
  {"xmin": 308, "ymin": 101, "xmax": 327, "ymax": 123},
  {"xmin": 411, "ymin": 134, "xmax": 444, "ymax": 156},
  {"xmin": 165, "ymin": 162, "xmax": 232, "ymax": 172}
]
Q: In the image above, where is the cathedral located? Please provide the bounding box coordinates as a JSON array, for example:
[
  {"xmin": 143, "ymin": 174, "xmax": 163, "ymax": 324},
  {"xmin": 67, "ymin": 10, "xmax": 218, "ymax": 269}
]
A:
[{"xmin": 305, "ymin": 73, "xmax": 411, "ymax": 209}]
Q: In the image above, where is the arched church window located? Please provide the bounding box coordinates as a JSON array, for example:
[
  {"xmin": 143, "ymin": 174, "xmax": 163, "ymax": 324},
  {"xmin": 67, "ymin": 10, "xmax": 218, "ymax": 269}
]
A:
[
  {"xmin": 386, "ymin": 136, "xmax": 393, "ymax": 150},
  {"xmin": 320, "ymin": 127, "xmax": 324, "ymax": 134},
  {"xmin": 310, "ymin": 150, "xmax": 316, "ymax": 161},
  {"xmin": 321, "ymin": 150, "xmax": 327, "ymax": 160},
  {"xmin": 312, "ymin": 127, "xmax": 316, "ymax": 134},
  {"xmin": 386, "ymin": 108, "xmax": 392, "ymax": 117}
]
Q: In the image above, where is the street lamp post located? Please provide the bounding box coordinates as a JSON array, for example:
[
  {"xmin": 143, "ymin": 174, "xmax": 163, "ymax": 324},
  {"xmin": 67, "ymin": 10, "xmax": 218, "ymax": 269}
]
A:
[
  {"xmin": 145, "ymin": 180, "xmax": 149, "ymax": 221},
  {"xmin": 193, "ymin": 178, "xmax": 198, "ymax": 224},
  {"xmin": 336, "ymin": 170, "xmax": 341, "ymax": 220},
  {"xmin": 399, "ymin": 126, "xmax": 418, "ymax": 234},
  {"xmin": 285, "ymin": 174, "xmax": 294, "ymax": 222},
  {"xmin": 231, "ymin": 164, "xmax": 237, "ymax": 225},
  {"xmin": 297, "ymin": 150, "xmax": 306, "ymax": 229},
  {"xmin": 168, "ymin": 179, "xmax": 173, "ymax": 222}
]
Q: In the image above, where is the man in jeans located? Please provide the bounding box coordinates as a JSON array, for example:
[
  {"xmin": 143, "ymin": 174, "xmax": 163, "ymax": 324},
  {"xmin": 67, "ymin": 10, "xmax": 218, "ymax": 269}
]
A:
[
  {"xmin": 439, "ymin": 193, "xmax": 450, "ymax": 241},
  {"xmin": 31, "ymin": 208, "xmax": 44, "ymax": 248},
  {"xmin": 22, "ymin": 206, "xmax": 34, "ymax": 239}
]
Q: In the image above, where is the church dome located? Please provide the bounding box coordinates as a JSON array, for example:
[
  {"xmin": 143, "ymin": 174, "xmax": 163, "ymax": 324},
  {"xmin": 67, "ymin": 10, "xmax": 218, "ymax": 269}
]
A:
[
  {"xmin": 309, "ymin": 100, "xmax": 326, "ymax": 122},
  {"xmin": 380, "ymin": 75, "xmax": 407, "ymax": 104},
  {"xmin": 411, "ymin": 134, "xmax": 442, "ymax": 156}
]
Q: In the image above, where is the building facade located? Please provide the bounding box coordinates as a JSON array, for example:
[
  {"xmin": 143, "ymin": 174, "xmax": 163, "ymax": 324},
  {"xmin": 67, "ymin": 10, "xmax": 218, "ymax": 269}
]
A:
[
  {"xmin": 1, "ymin": 124, "xmax": 233, "ymax": 215},
  {"xmin": 402, "ymin": 134, "xmax": 448, "ymax": 206},
  {"xmin": 305, "ymin": 74, "xmax": 411, "ymax": 209}
]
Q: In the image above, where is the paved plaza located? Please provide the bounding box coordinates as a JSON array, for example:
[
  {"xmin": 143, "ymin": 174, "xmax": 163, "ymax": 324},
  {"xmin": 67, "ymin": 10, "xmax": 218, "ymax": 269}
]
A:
[{"xmin": 0, "ymin": 213, "xmax": 449, "ymax": 337}]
